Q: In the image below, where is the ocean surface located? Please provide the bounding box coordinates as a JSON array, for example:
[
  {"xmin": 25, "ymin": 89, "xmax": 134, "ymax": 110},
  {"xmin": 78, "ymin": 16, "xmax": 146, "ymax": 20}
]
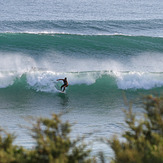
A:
[{"xmin": 0, "ymin": 0, "xmax": 163, "ymax": 158}]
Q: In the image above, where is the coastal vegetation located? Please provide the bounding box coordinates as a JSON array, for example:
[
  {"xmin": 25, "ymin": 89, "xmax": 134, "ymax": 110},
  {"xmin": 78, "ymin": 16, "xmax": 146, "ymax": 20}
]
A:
[{"xmin": 0, "ymin": 95, "xmax": 163, "ymax": 163}]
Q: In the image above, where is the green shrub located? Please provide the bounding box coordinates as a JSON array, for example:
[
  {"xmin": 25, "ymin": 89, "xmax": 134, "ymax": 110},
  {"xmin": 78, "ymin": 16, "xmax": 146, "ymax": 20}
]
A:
[
  {"xmin": 0, "ymin": 114, "xmax": 93, "ymax": 163},
  {"xmin": 109, "ymin": 95, "xmax": 163, "ymax": 163},
  {"xmin": 0, "ymin": 128, "xmax": 25, "ymax": 163},
  {"xmin": 27, "ymin": 114, "xmax": 92, "ymax": 163}
]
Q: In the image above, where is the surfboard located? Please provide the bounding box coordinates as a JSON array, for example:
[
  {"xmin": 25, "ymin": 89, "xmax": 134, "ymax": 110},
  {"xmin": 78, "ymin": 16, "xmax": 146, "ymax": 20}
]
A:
[{"xmin": 59, "ymin": 90, "xmax": 65, "ymax": 93}]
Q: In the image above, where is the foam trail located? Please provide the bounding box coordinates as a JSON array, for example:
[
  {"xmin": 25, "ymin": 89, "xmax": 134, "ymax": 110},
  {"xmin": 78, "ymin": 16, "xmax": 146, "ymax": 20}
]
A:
[
  {"xmin": 26, "ymin": 71, "xmax": 59, "ymax": 92},
  {"xmin": 26, "ymin": 70, "xmax": 102, "ymax": 92}
]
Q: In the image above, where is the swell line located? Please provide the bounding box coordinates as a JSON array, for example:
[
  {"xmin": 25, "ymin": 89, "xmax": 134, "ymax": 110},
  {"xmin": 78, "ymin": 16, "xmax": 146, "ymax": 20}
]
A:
[{"xmin": 1, "ymin": 19, "xmax": 163, "ymax": 36}]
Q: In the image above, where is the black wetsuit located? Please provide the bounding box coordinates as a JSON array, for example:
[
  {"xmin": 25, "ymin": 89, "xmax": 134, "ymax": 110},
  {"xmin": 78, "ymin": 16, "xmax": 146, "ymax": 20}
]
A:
[
  {"xmin": 64, "ymin": 79, "xmax": 68, "ymax": 85},
  {"xmin": 61, "ymin": 79, "xmax": 68, "ymax": 91}
]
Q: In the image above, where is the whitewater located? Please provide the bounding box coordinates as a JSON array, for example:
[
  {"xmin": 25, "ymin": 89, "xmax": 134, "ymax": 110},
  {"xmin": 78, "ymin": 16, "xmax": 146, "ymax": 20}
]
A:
[{"xmin": 0, "ymin": 0, "xmax": 163, "ymax": 158}]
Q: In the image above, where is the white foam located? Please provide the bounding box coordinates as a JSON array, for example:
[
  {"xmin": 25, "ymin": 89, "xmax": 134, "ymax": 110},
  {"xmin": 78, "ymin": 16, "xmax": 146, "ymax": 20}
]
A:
[
  {"xmin": 0, "ymin": 72, "xmax": 16, "ymax": 88},
  {"xmin": 1, "ymin": 51, "xmax": 163, "ymax": 91},
  {"xmin": 26, "ymin": 71, "xmax": 59, "ymax": 92},
  {"xmin": 115, "ymin": 71, "xmax": 163, "ymax": 90}
]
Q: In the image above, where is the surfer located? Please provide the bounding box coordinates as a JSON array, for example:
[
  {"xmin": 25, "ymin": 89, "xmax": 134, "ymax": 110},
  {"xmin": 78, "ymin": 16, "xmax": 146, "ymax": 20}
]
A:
[{"xmin": 57, "ymin": 77, "xmax": 68, "ymax": 92}]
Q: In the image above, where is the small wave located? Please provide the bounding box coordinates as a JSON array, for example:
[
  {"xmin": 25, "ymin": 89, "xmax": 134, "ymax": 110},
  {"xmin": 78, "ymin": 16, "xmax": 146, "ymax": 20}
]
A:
[
  {"xmin": 1, "ymin": 31, "xmax": 163, "ymax": 38},
  {"xmin": 1, "ymin": 19, "xmax": 163, "ymax": 37}
]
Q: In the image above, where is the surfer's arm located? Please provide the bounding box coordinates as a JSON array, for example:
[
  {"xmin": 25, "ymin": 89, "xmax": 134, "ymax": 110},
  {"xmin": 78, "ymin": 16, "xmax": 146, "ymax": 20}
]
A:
[{"xmin": 56, "ymin": 79, "xmax": 64, "ymax": 81}]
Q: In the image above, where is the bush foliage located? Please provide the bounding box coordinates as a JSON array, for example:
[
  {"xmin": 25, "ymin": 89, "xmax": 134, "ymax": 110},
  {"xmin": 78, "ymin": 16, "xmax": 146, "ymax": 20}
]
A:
[
  {"xmin": 0, "ymin": 95, "xmax": 163, "ymax": 163},
  {"xmin": 109, "ymin": 95, "xmax": 163, "ymax": 163},
  {"xmin": 0, "ymin": 114, "xmax": 92, "ymax": 163}
]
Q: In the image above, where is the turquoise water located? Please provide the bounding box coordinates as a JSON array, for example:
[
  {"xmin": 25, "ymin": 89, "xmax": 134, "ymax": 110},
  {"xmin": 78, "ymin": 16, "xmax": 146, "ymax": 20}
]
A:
[{"xmin": 0, "ymin": 0, "xmax": 163, "ymax": 158}]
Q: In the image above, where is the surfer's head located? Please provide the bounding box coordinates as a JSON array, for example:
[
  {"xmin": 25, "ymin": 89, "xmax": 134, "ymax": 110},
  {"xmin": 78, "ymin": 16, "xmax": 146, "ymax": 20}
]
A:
[{"xmin": 65, "ymin": 77, "xmax": 67, "ymax": 80}]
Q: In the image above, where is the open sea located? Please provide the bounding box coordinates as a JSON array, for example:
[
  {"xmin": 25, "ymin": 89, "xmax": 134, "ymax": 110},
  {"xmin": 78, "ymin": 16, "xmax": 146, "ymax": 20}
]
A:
[{"xmin": 0, "ymin": 0, "xmax": 163, "ymax": 159}]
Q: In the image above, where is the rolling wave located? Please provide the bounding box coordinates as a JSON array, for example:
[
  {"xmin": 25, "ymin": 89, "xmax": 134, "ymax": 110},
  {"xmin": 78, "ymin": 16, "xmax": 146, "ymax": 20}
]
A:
[{"xmin": 0, "ymin": 70, "xmax": 163, "ymax": 93}]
